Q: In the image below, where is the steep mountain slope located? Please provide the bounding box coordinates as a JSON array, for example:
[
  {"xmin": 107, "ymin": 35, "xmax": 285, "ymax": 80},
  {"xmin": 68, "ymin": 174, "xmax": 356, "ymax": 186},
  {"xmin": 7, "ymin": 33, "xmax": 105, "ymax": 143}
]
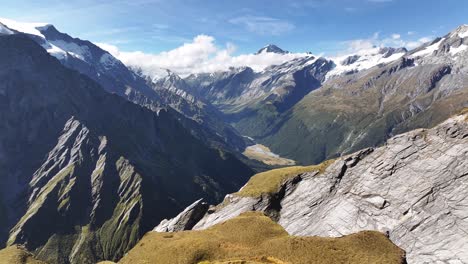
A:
[
  {"xmin": 259, "ymin": 26, "xmax": 468, "ymax": 164},
  {"xmin": 114, "ymin": 212, "xmax": 405, "ymax": 264},
  {"xmin": 155, "ymin": 110, "xmax": 468, "ymax": 263},
  {"xmin": 137, "ymin": 69, "xmax": 251, "ymax": 152},
  {"xmin": 0, "ymin": 19, "xmax": 159, "ymax": 106},
  {"xmin": 185, "ymin": 55, "xmax": 334, "ymax": 137},
  {"xmin": 0, "ymin": 34, "xmax": 253, "ymax": 263},
  {"xmin": 0, "ymin": 19, "xmax": 251, "ymax": 155}
]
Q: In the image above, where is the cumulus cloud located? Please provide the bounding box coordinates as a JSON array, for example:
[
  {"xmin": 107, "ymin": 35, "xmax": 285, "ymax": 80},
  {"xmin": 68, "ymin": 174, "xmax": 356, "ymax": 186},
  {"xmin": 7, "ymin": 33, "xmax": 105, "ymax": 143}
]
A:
[{"xmin": 97, "ymin": 35, "xmax": 309, "ymax": 77}]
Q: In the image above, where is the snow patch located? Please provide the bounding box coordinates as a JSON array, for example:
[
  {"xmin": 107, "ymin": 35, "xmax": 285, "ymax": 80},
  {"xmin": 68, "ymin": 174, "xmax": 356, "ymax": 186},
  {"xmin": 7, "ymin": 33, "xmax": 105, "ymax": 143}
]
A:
[
  {"xmin": 0, "ymin": 24, "xmax": 13, "ymax": 35},
  {"xmin": 49, "ymin": 40, "xmax": 90, "ymax": 60},
  {"xmin": 0, "ymin": 18, "xmax": 93, "ymax": 62},
  {"xmin": 449, "ymin": 44, "xmax": 468, "ymax": 56},
  {"xmin": 457, "ymin": 25, "xmax": 468, "ymax": 38},
  {"xmin": 46, "ymin": 44, "xmax": 68, "ymax": 60},
  {"xmin": 326, "ymin": 47, "xmax": 405, "ymax": 79},
  {"xmin": 100, "ymin": 53, "xmax": 119, "ymax": 69},
  {"xmin": 411, "ymin": 38, "xmax": 444, "ymax": 58},
  {"xmin": 0, "ymin": 17, "xmax": 48, "ymax": 37}
]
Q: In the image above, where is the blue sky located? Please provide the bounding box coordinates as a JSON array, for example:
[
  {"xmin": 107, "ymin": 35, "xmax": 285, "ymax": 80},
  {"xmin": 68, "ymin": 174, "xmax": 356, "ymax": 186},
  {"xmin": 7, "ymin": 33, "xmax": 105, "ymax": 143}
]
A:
[{"xmin": 1, "ymin": 0, "xmax": 467, "ymax": 55}]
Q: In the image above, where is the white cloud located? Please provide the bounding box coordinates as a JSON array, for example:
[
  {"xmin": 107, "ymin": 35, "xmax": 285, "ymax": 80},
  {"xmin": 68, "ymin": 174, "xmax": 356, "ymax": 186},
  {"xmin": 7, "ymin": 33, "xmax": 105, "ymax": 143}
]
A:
[
  {"xmin": 339, "ymin": 32, "xmax": 433, "ymax": 55},
  {"xmin": 229, "ymin": 16, "xmax": 295, "ymax": 36},
  {"xmin": 97, "ymin": 35, "xmax": 309, "ymax": 77},
  {"xmin": 407, "ymin": 31, "xmax": 416, "ymax": 35}
]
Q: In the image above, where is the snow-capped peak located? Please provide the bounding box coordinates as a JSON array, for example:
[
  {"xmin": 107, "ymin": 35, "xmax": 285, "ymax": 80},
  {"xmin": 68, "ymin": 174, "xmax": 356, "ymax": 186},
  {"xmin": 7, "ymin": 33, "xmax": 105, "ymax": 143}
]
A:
[
  {"xmin": 408, "ymin": 25, "xmax": 468, "ymax": 60},
  {"xmin": 256, "ymin": 44, "xmax": 289, "ymax": 55},
  {"xmin": 0, "ymin": 18, "xmax": 94, "ymax": 62},
  {"xmin": 0, "ymin": 17, "xmax": 49, "ymax": 37},
  {"xmin": 0, "ymin": 23, "xmax": 13, "ymax": 35},
  {"xmin": 326, "ymin": 46, "xmax": 407, "ymax": 80},
  {"xmin": 452, "ymin": 24, "xmax": 468, "ymax": 39}
]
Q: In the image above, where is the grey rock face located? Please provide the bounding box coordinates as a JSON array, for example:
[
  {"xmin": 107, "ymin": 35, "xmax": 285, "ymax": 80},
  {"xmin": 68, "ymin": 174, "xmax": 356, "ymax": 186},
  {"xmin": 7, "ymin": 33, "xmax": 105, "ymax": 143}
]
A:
[
  {"xmin": 380, "ymin": 47, "xmax": 408, "ymax": 58},
  {"xmin": 277, "ymin": 114, "xmax": 468, "ymax": 263},
  {"xmin": 341, "ymin": 55, "xmax": 360, "ymax": 65},
  {"xmin": 163, "ymin": 112, "xmax": 468, "ymax": 263},
  {"xmin": 193, "ymin": 194, "xmax": 263, "ymax": 230},
  {"xmin": 154, "ymin": 199, "xmax": 209, "ymax": 232}
]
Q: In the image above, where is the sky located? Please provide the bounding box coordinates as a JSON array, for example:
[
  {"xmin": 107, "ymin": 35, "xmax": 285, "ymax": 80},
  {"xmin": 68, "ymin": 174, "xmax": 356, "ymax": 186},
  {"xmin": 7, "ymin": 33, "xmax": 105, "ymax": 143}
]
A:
[{"xmin": 1, "ymin": 0, "xmax": 467, "ymax": 76}]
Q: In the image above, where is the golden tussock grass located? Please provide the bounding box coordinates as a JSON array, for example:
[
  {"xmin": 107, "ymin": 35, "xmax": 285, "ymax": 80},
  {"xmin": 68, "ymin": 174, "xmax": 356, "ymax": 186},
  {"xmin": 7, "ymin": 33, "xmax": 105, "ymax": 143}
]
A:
[
  {"xmin": 0, "ymin": 246, "xmax": 46, "ymax": 264},
  {"xmin": 116, "ymin": 212, "xmax": 405, "ymax": 264},
  {"xmin": 236, "ymin": 159, "xmax": 335, "ymax": 197}
]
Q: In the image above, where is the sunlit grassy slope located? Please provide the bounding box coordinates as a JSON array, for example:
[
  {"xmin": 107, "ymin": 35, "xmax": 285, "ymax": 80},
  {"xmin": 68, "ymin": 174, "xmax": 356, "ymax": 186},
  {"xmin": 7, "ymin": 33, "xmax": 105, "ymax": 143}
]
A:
[
  {"xmin": 0, "ymin": 246, "xmax": 45, "ymax": 264},
  {"xmin": 111, "ymin": 212, "xmax": 404, "ymax": 264},
  {"xmin": 236, "ymin": 159, "xmax": 335, "ymax": 197}
]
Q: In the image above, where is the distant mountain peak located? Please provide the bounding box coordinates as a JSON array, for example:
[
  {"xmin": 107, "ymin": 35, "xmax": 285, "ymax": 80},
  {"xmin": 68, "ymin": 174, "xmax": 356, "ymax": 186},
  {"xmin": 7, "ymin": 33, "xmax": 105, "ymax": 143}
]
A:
[
  {"xmin": 256, "ymin": 44, "xmax": 289, "ymax": 55},
  {"xmin": 35, "ymin": 24, "xmax": 54, "ymax": 31},
  {"xmin": 450, "ymin": 24, "xmax": 468, "ymax": 39},
  {"xmin": 0, "ymin": 22, "xmax": 13, "ymax": 35}
]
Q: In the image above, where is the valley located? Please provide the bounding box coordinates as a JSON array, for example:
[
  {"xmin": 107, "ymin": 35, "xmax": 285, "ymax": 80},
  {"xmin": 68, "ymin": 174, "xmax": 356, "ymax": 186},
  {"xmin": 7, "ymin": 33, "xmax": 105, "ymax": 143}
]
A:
[{"xmin": 0, "ymin": 11, "xmax": 467, "ymax": 264}]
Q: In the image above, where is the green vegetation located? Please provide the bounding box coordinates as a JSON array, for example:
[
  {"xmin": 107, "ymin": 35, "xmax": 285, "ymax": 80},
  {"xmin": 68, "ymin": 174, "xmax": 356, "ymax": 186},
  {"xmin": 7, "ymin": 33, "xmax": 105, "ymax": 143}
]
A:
[
  {"xmin": 8, "ymin": 163, "xmax": 76, "ymax": 246},
  {"xmin": 237, "ymin": 159, "xmax": 335, "ymax": 197},
  {"xmin": 255, "ymin": 67, "xmax": 468, "ymax": 165},
  {"xmin": 116, "ymin": 212, "xmax": 405, "ymax": 264},
  {"xmin": 0, "ymin": 246, "xmax": 46, "ymax": 264}
]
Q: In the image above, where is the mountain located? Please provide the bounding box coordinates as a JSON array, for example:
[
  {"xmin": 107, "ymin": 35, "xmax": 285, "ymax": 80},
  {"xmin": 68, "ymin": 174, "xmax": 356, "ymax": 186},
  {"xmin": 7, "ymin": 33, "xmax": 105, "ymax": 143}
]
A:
[
  {"xmin": 0, "ymin": 18, "xmax": 253, "ymax": 161},
  {"xmin": 183, "ymin": 26, "xmax": 468, "ymax": 165},
  {"xmin": 151, "ymin": 109, "xmax": 468, "ymax": 263},
  {"xmin": 0, "ymin": 19, "xmax": 159, "ymax": 106},
  {"xmin": 134, "ymin": 68, "xmax": 252, "ymax": 152},
  {"xmin": 326, "ymin": 46, "xmax": 408, "ymax": 79},
  {"xmin": 255, "ymin": 44, "xmax": 289, "ymax": 54},
  {"xmin": 258, "ymin": 25, "xmax": 468, "ymax": 164},
  {"xmin": 185, "ymin": 56, "xmax": 334, "ymax": 139},
  {"xmin": 0, "ymin": 33, "xmax": 253, "ymax": 264}
]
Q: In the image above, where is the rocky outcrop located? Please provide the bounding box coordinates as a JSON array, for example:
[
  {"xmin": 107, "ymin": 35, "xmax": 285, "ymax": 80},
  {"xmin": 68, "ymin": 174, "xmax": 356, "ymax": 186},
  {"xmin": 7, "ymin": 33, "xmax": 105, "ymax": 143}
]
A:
[
  {"xmin": 157, "ymin": 111, "xmax": 468, "ymax": 263},
  {"xmin": 153, "ymin": 199, "xmax": 209, "ymax": 232}
]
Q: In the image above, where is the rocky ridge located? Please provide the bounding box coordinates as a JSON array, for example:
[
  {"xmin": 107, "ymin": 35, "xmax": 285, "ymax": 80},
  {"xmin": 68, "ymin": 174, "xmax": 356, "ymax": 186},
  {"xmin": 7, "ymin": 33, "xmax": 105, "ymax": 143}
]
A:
[
  {"xmin": 155, "ymin": 110, "xmax": 468, "ymax": 263},
  {"xmin": 258, "ymin": 25, "xmax": 468, "ymax": 164},
  {"xmin": 0, "ymin": 34, "xmax": 254, "ymax": 263}
]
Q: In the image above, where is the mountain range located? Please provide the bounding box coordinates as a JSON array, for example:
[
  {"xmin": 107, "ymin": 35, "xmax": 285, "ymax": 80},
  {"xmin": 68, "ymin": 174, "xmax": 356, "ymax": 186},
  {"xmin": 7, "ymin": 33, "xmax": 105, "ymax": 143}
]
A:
[
  {"xmin": 0, "ymin": 18, "xmax": 467, "ymax": 264},
  {"xmin": 0, "ymin": 24, "xmax": 253, "ymax": 263}
]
